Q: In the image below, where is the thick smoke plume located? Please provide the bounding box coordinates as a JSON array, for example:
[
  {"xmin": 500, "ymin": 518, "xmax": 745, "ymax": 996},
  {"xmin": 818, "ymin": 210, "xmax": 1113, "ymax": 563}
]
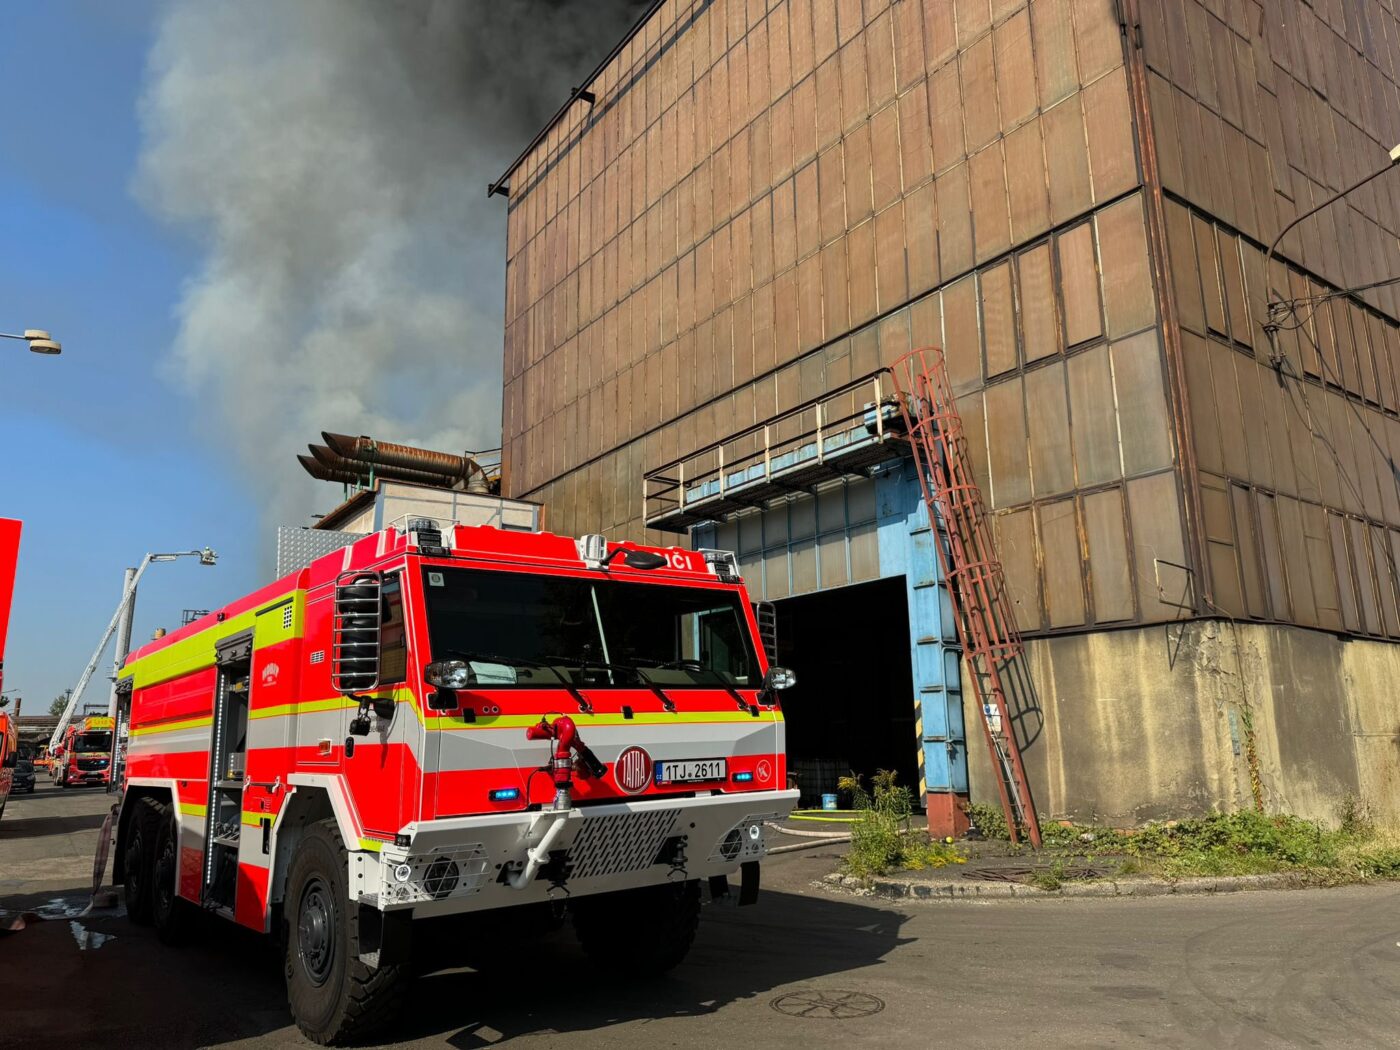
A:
[{"xmin": 138, "ymin": 0, "xmax": 643, "ymax": 542}]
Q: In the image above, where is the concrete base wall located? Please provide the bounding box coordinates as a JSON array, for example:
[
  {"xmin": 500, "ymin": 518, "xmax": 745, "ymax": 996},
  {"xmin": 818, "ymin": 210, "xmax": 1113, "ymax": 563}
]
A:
[{"xmin": 967, "ymin": 620, "xmax": 1400, "ymax": 829}]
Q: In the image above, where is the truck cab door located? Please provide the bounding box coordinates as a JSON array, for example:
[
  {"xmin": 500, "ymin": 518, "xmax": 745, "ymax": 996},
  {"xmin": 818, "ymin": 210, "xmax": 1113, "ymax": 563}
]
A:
[{"xmin": 333, "ymin": 570, "xmax": 418, "ymax": 838}]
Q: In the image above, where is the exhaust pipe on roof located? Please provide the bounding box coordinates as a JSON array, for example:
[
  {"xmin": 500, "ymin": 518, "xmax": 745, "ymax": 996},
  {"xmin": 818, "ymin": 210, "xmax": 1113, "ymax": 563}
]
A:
[
  {"xmin": 301, "ymin": 447, "xmax": 460, "ymax": 489},
  {"xmin": 297, "ymin": 455, "xmax": 366, "ymax": 486},
  {"xmin": 322, "ymin": 432, "xmax": 490, "ymax": 493}
]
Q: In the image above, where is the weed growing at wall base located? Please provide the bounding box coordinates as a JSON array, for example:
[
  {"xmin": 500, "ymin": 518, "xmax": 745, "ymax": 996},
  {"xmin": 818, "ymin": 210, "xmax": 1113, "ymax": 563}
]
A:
[
  {"xmin": 959, "ymin": 801, "xmax": 1400, "ymax": 884},
  {"xmin": 841, "ymin": 770, "xmax": 966, "ymax": 877}
]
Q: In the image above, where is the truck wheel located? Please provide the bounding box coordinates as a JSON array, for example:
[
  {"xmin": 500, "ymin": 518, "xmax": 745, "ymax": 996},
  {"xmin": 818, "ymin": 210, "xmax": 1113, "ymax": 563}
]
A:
[
  {"xmin": 123, "ymin": 797, "xmax": 161, "ymax": 926},
  {"xmin": 151, "ymin": 803, "xmax": 195, "ymax": 945},
  {"xmin": 284, "ymin": 819, "xmax": 408, "ymax": 1046},
  {"xmin": 572, "ymin": 880, "xmax": 701, "ymax": 977}
]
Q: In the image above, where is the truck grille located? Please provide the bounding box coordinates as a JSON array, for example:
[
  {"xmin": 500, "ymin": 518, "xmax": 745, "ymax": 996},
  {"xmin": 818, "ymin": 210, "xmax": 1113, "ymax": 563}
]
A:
[
  {"xmin": 77, "ymin": 758, "xmax": 109, "ymax": 772},
  {"xmin": 568, "ymin": 808, "xmax": 681, "ymax": 881}
]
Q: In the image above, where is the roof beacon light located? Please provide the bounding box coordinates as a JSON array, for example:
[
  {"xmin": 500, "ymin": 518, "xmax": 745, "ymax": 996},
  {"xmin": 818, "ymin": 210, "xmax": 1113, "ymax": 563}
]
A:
[
  {"xmin": 699, "ymin": 548, "xmax": 741, "ymax": 583},
  {"xmin": 577, "ymin": 533, "xmax": 608, "ymax": 568},
  {"xmin": 409, "ymin": 518, "xmax": 447, "ymax": 554}
]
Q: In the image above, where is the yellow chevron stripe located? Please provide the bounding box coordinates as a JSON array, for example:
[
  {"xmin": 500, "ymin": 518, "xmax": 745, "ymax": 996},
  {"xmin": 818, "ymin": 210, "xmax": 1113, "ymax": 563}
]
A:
[
  {"xmin": 253, "ymin": 685, "xmax": 782, "ymax": 732},
  {"xmin": 130, "ymin": 715, "xmax": 214, "ymax": 738},
  {"xmin": 120, "ymin": 590, "xmax": 303, "ymax": 690},
  {"xmin": 431, "ymin": 708, "xmax": 786, "ymax": 732},
  {"xmin": 139, "ymin": 673, "xmax": 782, "ymax": 736},
  {"xmin": 249, "ymin": 695, "xmax": 375, "ymax": 721}
]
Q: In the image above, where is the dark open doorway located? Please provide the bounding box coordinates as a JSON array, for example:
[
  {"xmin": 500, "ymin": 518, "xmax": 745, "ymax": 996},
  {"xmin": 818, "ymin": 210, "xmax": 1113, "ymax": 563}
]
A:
[{"xmin": 772, "ymin": 576, "xmax": 919, "ymax": 807}]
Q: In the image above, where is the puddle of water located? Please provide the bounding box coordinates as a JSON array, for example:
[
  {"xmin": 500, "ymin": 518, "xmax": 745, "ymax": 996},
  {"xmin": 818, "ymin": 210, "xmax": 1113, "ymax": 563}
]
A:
[
  {"xmin": 36, "ymin": 898, "xmax": 86, "ymax": 919},
  {"xmin": 69, "ymin": 921, "xmax": 116, "ymax": 951},
  {"xmin": 32, "ymin": 896, "xmax": 126, "ymax": 920}
]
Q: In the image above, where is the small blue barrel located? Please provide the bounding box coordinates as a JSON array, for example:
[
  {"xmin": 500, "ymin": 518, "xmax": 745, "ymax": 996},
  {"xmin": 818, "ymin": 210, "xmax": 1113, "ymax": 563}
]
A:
[{"xmin": 821, "ymin": 792, "xmax": 839, "ymax": 811}]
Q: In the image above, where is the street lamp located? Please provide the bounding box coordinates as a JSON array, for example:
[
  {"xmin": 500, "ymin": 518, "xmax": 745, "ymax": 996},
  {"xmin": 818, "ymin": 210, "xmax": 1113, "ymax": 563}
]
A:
[
  {"xmin": 1, "ymin": 329, "xmax": 62, "ymax": 355},
  {"xmin": 47, "ymin": 547, "xmax": 219, "ymax": 757},
  {"xmin": 107, "ymin": 549, "xmax": 220, "ymax": 716}
]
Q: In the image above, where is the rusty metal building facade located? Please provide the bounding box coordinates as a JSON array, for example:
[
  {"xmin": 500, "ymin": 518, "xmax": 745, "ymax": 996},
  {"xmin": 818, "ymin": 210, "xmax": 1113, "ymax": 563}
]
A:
[{"xmin": 496, "ymin": 0, "xmax": 1400, "ymax": 826}]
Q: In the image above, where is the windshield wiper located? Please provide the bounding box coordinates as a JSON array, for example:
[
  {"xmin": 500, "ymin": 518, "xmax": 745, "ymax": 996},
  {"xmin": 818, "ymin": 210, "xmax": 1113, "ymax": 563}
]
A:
[
  {"xmin": 543, "ymin": 654, "xmax": 680, "ymax": 713},
  {"xmin": 631, "ymin": 658, "xmax": 753, "ymax": 715},
  {"xmin": 435, "ymin": 648, "xmax": 592, "ymax": 713}
]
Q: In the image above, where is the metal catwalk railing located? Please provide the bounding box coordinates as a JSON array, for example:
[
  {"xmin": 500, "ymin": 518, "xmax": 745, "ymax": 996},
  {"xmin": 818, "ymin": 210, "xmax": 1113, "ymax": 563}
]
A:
[
  {"xmin": 890, "ymin": 347, "xmax": 1042, "ymax": 847},
  {"xmin": 642, "ymin": 369, "xmax": 906, "ymax": 531}
]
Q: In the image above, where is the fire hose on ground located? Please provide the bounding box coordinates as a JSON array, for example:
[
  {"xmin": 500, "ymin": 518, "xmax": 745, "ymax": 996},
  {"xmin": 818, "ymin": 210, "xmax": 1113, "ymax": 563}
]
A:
[{"xmin": 764, "ymin": 820, "xmax": 851, "ymax": 854}]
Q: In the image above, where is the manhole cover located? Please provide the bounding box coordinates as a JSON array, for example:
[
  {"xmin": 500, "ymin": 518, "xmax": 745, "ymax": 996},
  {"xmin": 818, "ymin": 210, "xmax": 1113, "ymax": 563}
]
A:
[{"xmin": 770, "ymin": 989, "xmax": 885, "ymax": 1019}]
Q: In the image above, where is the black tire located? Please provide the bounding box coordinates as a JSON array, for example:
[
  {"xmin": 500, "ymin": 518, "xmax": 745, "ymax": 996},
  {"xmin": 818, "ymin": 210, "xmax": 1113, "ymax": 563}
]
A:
[
  {"xmin": 572, "ymin": 879, "xmax": 702, "ymax": 977},
  {"xmin": 284, "ymin": 819, "xmax": 408, "ymax": 1046},
  {"xmin": 123, "ymin": 797, "xmax": 161, "ymax": 926},
  {"xmin": 151, "ymin": 802, "xmax": 196, "ymax": 945}
]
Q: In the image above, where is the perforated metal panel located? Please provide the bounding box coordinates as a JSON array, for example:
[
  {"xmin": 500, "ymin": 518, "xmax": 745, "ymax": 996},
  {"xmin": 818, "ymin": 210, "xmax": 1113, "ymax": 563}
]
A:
[
  {"xmin": 566, "ymin": 809, "xmax": 681, "ymax": 881},
  {"xmin": 275, "ymin": 526, "xmax": 366, "ymax": 577},
  {"xmin": 706, "ymin": 812, "xmax": 779, "ymax": 864},
  {"xmin": 381, "ymin": 843, "xmax": 491, "ymax": 905}
]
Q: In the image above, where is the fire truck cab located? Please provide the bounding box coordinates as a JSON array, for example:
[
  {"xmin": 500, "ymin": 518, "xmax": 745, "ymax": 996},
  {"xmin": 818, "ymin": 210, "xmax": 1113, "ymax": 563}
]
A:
[
  {"xmin": 54, "ymin": 715, "xmax": 114, "ymax": 788},
  {"xmin": 113, "ymin": 518, "xmax": 796, "ymax": 1044}
]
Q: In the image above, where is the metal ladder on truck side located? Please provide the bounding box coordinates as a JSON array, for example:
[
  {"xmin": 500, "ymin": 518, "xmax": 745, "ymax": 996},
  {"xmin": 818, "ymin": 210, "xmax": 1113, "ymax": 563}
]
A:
[{"xmin": 890, "ymin": 347, "xmax": 1042, "ymax": 847}]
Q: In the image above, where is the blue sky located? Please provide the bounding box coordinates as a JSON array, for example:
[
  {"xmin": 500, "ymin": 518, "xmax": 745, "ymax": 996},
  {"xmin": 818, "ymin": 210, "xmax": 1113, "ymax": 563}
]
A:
[
  {"xmin": 1, "ymin": 2, "xmax": 261, "ymax": 714},
  {"xmin": 0, "ymin": 2, "xmax": 640, "ymax": 718}
]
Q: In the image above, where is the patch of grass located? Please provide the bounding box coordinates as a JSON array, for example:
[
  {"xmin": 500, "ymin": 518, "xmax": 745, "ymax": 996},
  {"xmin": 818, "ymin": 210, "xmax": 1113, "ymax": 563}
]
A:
[
  {"xmin": 963, "ymin": 800, "xmax": 1010, "ymax": 841},
  {"xmin": 1016, "ymin": 808, "xmax": 1400, "ymax": 884},
  {"xmin": 950, "ymin": 792, "xmax": 1400, "ymax": 887},
  {"xmin": 1030, "ymin": 859, "xmax": 1068, "ymax": 891},
  {"xmin": 843, "ymin": 770, "xmax": 966, "ymax": 877}
]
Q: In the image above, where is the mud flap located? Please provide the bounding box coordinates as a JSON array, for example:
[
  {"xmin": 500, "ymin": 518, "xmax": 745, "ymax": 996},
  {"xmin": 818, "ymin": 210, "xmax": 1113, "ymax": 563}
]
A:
[
  {"xmin": 357, "ymin": 904, "xmax": 412, "ymax": 968},
  {"xmin": 738, "ymin": 860, "xmax": 760, "ymax": 907},
  {"xmin": 707, "ymin": 874, "xmax": 730, "ymax": 902}
]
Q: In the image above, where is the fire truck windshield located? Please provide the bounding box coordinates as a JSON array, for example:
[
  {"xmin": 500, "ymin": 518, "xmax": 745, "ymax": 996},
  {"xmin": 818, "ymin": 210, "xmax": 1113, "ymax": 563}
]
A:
[
  {"xmin": 76, "ymin": 731, "xmax": 112, "ymax": 752},
  {"xmin": 421, "ymin": 566, "xmax": 759, "ymax": 689}
]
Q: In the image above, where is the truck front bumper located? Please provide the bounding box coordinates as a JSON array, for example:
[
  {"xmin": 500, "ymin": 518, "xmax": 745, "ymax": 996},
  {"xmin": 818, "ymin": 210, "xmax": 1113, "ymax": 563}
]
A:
[{"xmin": 355, "ymin": 788, "xmax": 798, "ymax": 916}]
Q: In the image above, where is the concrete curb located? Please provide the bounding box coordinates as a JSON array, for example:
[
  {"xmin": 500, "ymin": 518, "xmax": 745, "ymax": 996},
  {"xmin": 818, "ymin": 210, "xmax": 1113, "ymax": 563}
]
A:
[{"xmin": 820, "ymin": 871, "xmax": 1302, "ymax": 901}]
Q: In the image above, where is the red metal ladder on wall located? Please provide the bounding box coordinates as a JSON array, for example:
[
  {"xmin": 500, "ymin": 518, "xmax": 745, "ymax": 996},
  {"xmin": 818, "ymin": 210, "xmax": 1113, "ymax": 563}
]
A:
[{"xmin": 890, "ymin": 348, "xmax": 1042, "ymax": 847}]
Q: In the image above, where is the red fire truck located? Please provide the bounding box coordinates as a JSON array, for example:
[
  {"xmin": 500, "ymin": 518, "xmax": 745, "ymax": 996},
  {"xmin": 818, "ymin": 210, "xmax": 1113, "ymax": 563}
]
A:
[
  {"xmin": 112, "ymin": 519, "xmax": 796, "ymax": 1044},
  {"xmin": 53, "ymin": 714, "xmax": 115, "ymax": 787},
  {"xmin": 0, "ymin": 518, "xmax": 18, "ymax": 699},
  {"xmin": 0, "ymin": 518, "xmax": 20, "ymax": 817},
  {"xmin": 0, "ymin": 711, "xmax": 16, "ymax": 820}
]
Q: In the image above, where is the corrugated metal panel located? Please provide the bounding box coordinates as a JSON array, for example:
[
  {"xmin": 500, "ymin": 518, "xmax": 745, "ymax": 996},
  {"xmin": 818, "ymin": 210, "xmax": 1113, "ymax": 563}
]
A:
[{"xmin": 496, "ymin": 0, "xmax": 1219, "ymax": 638}]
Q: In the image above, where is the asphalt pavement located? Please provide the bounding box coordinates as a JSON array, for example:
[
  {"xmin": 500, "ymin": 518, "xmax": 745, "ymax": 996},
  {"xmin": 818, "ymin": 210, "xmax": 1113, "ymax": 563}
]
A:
[{"xmin": 3, "ymin": 784, "xmax": 1399, "ymax": 1049}]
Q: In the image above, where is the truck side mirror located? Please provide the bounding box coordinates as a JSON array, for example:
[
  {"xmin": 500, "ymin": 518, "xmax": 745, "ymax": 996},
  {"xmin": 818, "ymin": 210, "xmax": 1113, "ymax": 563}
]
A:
[
  {"xmin": 332, "ymin": 571, "xmax": 382, "ymax": 695},
  {"xmin": 424, "ymin": 660, "xmax": 474, "ymax": 711},
  {"xmin": 2, "ymin": 750, "xmax": 15, "ymax": 769},
  {"xmin": 764, "ymin": 666, "xmax": 796, "ymax": 691},
  {"xmin": 758, "ymin": 665, "xmax": 796, "ymax": 705}
]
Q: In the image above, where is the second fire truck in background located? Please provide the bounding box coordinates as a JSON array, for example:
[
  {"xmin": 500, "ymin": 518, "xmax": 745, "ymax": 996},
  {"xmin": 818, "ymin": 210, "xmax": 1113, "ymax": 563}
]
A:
[{"xmin": 52, "ymin": 714, "xmax": 114, "ymax": 787}]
